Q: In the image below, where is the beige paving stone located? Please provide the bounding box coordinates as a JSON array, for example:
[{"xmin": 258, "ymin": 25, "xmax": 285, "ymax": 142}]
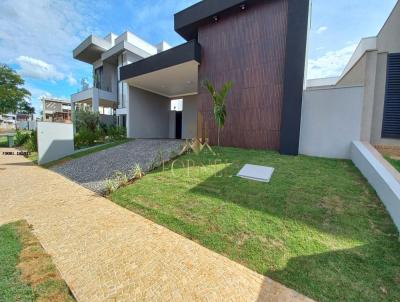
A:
[{"xmin": 0, "ymin": 148, "xmax": 314, "ymax": 302}]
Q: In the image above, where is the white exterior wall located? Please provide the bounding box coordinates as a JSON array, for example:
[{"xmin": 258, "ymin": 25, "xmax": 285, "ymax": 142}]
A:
[
  {"xmin": 299, "ymin": 86, "xmax": 364, "ymax": 159},
  {"xmin": 128, "ymin": 87, "xmax": 170, "ymax": 138},
  {"xmin": 37, "ymin": 122, "xmax": 74, "ymax": 165},
  {"xmin": 115, "ymin": 32, "xmax": 157, "ymax": 55},
  {"xmin": 307, "ymin": 2, "xmax": 400, "ymax": 149},
  {"xmin": 351, "ymin": 141, "xmax": 400, "ymax": 232}
]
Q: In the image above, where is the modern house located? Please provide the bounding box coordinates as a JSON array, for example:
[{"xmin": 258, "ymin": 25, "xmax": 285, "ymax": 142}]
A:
[
  {"xmin": 72, "ymin": 32, "xmax": 172, "ymax": 127},
  {"xmin": 302, "ymin": 0, "xmax": 400, "ymax": 158},
  {"xmin": 72, "ymin": 0, "xmax": 311, "ymax": 155},
  {"xmin": 42, "ymin": 97, "xmax": 72, "ymax": 123}
]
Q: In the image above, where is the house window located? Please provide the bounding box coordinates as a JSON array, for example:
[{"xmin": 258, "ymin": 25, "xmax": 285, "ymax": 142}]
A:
[
  {"xmin": 382, "ymin": 53, "xmax": 400, "ymax": 139},
  {"xmin": 94, "ymin": 66, "xmax": 104, "ymax": 89}
]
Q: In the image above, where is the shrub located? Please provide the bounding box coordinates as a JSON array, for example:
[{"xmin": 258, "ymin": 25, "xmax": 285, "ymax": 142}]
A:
[
  {"xmin": 99, "ymin": 122, "xmax": 109, "ymax": 135},
  {"xmin": 23, "ymin": 130, "xmax": 37, "ymax": 152},
  {"xmin": 15, "ymin": 130, "xmax": 30, "ymax": 146},
  {"xmin": 131, "ymin": 163, "xmax": 144, "ymax": 179},
  {"xmin": 107, "ymin": 126, "xmax": 126, "ymax": 141},
  {"xmin": 94, "ymin": 127, "xmax": 106, "ymax": 142},
  {"xmin": 105, "ymin": 178, "xmax": 119, "ymax": 194},
  {"xmin": 74, "ymin": 127, "xmax": 96, "ymax": 148},
  {"xmin": 105, "ymin": 171, "xmax": 129, "ymax": 194},
  {"xmin": 74, "ymin": 109, "xmax": 100, "ymax": 133}
]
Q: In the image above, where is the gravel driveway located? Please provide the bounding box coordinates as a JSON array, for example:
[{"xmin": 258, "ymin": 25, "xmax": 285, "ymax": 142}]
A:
[{"xmin": 51, "ymin": 139, "xmax": 184, "ymax": 194}]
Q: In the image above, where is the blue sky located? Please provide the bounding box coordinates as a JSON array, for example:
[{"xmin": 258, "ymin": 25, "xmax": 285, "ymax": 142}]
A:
[{"xmin": 0, "ymin": 0, "xmax": 397, "ymax": 114}]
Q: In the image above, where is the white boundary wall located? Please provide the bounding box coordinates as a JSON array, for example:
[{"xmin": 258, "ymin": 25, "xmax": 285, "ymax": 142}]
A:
[
  {"xmin": 351, "ymin": 141, "xmax": 400, "ymax": 232},
  {"xmin": 299, "ymin": 86, "xmax": 364, "ymax": 159},
  {"xmin": 37, "ymin": 122, "xmax": 74, "ymax": 165}
]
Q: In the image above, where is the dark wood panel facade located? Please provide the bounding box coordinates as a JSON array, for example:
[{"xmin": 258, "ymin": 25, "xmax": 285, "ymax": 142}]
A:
[{"xmin": 197, "ymin": 0, "xmax": 288, "ymax": 150}]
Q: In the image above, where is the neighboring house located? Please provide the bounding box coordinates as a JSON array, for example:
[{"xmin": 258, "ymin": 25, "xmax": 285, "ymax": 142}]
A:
[
  {"xmin": 0, "ymin": 113, "xmax": 16, "ymax": 131},
  {"xmin": 0, "ymin": 113, "xmax": 36, "ymax": 131},
  {"xmin": 303, "ymin": 0, "xmax": 400, "ymax": 158},
  {"xmin": 42, "ymin": 97, "xmax": 72, "ymax": 123},
  {"xmin": 73, "ymin": 0, "xmax": 310, "ymax": 155}
]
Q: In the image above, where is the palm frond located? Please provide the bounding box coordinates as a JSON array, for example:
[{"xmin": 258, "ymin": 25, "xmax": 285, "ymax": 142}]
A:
[
  {"xmin": 202, "ymin": 79, "xmax": 216, "ymax": 98},
  {"xmin": 219, "ymin": 81, "xmax": 233, "ymax": 101}
]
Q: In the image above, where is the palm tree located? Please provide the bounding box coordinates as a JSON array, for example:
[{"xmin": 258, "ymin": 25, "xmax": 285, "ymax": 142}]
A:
[{"xmin": 202, "ymin": 79, "xmax": 233, "ymax": 147}]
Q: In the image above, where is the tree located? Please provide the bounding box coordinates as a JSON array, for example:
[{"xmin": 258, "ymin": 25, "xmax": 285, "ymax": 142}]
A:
[
  {"xmin": 202, "ymin": 79, "xmax": 233, "ymax": 147},
  {"xmin": 18, "ymin": 99, "xmax": 35, "ymax": 116},
  {"xmin": 74, "ymin": 108, "xmax": 100, "ymax": 132},
  {"xmin": 0, "ymin": 64, "xmax": 31, "ymax": 114}
]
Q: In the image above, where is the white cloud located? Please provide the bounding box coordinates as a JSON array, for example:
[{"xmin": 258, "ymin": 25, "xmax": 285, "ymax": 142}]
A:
[
  {"xmin": 307, "ymin": 44, "xmax": 357, "ymax": 79},
  {"xmin": 16, "ymin": 56, "xmax": 65, "ymax": 82},
  {"xmin": 316, "ymin": 26, "xmax": 328, "ymax": 34},
  {"xmin": 67, "ymin": 74, "xmax": 78, "ymax": 86},
  {"xmin": 0, "ymin": 0, "xmax": 96, "ymax": 79}
]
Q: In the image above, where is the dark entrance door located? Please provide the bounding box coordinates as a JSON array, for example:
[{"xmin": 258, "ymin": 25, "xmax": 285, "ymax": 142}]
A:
[
  {"xmin": 121, "ymin": 115, "xmax": 126, "ymax": 128},
  {"xmin": 175, "ymin": 111, "xmax": 182, "ymax": 139}
]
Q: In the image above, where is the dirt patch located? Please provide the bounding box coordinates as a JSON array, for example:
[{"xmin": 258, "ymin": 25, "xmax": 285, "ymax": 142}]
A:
[
  {"xmin": 374, "ymin": 145, "xmax": 400, "ymax": 157},
  {"xmin": 319, "ymin": 196, "xmax": 344, "ymax": 214},
  {"xmin": 14, "ymin": 220, "xmax": 76, "ymax": 302}
]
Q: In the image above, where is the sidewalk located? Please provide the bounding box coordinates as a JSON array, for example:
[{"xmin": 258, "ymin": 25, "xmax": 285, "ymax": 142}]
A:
[{"xmin": 0, "ymin": 148, "xmax": 313, "ymax": 302}]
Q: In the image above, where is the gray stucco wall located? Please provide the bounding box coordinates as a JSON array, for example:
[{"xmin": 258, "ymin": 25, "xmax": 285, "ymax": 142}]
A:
[
  {"xmin": 182, "ymin": 95, "xmax": 198, "ymax": 139},
  {"xmin": 337, "ymin": 55, "xmax": 366, "ymax": 87},
  {"xmin": 128, "ymin": 87, "xmax": 170, "ymax": 138},
  {"xmin": 299, "ymin": 86, "xmax": 364, "ymax": 159},
  {"xmin": 377, "ymin": 1, "xmax": 400, "ymax": 53},
  {"xmin": 169, "ymin": 111, "xmax": 176, "ymax": 139},
  {"xmin": 360, "ymin": 51, "xmax": 379, "ymax": 141}
]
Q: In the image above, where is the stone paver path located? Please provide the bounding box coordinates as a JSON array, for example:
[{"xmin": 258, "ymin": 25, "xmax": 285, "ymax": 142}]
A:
[
  {"xmin": 0, "ymin": 148, "xmax": 314, "ymax": 302},
  {"xmin": 51, "ymin": 139, "xmax": 184, "ymax": 194}
]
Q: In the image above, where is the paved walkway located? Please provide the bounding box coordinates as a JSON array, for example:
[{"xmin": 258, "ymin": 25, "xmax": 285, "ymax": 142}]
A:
[
  {"xmin": 51, "ymin": 139, "xmax": 184, "ymax": 194},
  {"xmin": 0, "ymin": 148, "xmax": 313, "ymax": 302}
]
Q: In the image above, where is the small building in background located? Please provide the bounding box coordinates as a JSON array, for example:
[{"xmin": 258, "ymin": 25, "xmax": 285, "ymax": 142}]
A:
[
  {"xmin": 0, "ymin": 113, "xmax": 16, "ymax": 131},
  {"xmin": 42, "ymin": 97, "xmax": 72, "ymax": 123}
]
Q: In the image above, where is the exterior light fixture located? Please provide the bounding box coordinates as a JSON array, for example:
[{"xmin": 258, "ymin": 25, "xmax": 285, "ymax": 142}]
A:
[
  {"xmin": 212, "ymin": 15, "xmax": 219, "ymax": 23},
  {"xmin": 240, "ymin": 3, "xmax": 246, "ymax": 10}
]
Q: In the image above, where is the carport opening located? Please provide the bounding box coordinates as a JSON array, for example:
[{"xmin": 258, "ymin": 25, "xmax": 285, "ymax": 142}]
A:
[
  {"xmin": 171, "ymin": 99, "xmax": 182, "ymax": 139},
  {"xmin": 170, "ymin": 99, "xmax": 182, "ymax": 111}
]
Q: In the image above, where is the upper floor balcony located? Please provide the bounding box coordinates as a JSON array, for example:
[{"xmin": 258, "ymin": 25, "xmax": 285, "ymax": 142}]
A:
[{"xmin": 71, "ymin": 87, "xmax": 117, "ymax": 105}]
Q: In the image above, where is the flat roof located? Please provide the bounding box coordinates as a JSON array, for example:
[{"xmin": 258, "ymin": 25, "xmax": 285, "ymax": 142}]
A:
[
  {"xmin": 174, "ymin": 0, "xmax": 256, "ymax": 40},
  {"xmin": 120, "ymin": 40, "xmax": 201, "ymax": 81},
  {"xmin": 42, "ymin": 98, "xmax": 71, "ymax": 104},
  {"xmin": 73, "ymin": 35, "xmax": 111, "ymax": 64}
]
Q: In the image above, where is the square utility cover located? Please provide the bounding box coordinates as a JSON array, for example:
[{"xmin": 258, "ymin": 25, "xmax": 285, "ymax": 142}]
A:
[{"xmin": 237, "ymin": 164, "xmax": 274, "ymax": 183}]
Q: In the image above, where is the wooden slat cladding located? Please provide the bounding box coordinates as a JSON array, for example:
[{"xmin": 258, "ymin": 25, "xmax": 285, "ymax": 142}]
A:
[{"xmin": 197, "ymin": 0, "xmax": 288, "ymax": 150}]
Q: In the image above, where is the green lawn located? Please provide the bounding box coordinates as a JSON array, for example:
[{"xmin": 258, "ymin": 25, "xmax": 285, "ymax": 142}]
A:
[
  {"xmin": 385, "ymin": 156, "xmax": 400, "ymax": 173},
  {"xmin": 0, "ymin": 221, "xmax": 75, "ymax": 301},
  {"xmin": 0, "ymin": 136, "xmax": 12, "ymax": 147},
  {"xmin": 110, "ymin": 147, "xmax": 400, "ymax": 302}
]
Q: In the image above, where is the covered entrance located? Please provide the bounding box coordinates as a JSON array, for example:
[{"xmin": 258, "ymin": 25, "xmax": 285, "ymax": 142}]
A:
[{"xmin": 120, "ymin": 40, "xmax": 201, "ymax": 140}]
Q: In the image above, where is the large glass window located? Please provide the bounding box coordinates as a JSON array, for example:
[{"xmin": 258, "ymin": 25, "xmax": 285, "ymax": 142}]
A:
[{"xmin": 94, "ymin": 66, "xmax": 103, "ymax": 89}]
